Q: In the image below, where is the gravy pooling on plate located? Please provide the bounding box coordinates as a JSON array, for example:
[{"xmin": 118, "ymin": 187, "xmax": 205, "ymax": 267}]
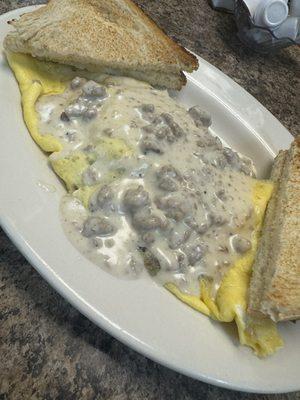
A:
[{"xmin": 36, "ymin": 76, "xmax": 256, "ymax": 295}]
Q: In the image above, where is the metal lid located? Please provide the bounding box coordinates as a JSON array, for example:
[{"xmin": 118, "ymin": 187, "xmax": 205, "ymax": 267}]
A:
[{"xmin": 255, "ymin": 0, "xmax": 288, "ymax": 28}]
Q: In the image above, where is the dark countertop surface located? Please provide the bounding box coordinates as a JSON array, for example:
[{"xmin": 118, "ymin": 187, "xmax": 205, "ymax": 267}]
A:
[{"xmin": 0, "ymin": 1, "xmax": 299, "ymax": 399}]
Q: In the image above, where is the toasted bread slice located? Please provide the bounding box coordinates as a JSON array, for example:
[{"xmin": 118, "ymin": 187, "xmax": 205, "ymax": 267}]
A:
[
  {"xmin": 4, "ymin": 0, "xmax": 198, "ymax": 89},
  {"xmin": 248, "ymin": 137, "xmax": 300, "ymax": 322}
]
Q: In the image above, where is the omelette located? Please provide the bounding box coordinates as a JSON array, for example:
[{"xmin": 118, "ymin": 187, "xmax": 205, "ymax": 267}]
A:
[{"xmin": 6, "ymin": 51, "xmax": 283, "ymax": 357}]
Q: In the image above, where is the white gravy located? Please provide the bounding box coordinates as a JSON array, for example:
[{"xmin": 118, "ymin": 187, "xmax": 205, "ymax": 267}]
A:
[{"xmin": 36, "ymin": 76, "xmax": 256, "ymax": 296}]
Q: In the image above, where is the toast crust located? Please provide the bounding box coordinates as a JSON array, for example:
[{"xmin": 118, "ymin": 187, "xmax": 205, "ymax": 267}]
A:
[
  {"xmin": 4, "ymin": 0, "xmax": 198, "ymax": 89},
  {"xmin": 124, "ymin": 0, "xmax": 198, "ymax": 71},
  {"xmin": 248, "ymin": 137, "xmax": 300, "ymax": 322},
  {"xmin": 247, "ymin": 150, "xmax": 287, "ymax": 318}
]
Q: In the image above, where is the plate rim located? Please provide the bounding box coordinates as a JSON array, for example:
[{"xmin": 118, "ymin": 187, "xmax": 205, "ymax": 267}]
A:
[{"xmin": 0, "ymin": 5, "xmax": 298, "ymax": 394}]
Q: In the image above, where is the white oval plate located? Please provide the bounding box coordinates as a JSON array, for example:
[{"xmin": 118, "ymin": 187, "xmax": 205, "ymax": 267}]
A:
[{"xmin": 0, "ymin": 6, "xmax": 299, "ymax": 394}]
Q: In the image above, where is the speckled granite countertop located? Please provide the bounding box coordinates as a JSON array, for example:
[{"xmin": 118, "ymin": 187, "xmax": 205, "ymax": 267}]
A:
[{"xmin": 0, "ymin": 1, "xmax": 299, "ymax": 399}]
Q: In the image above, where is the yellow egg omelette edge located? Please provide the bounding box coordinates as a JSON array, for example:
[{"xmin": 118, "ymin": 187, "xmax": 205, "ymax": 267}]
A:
[
  {"xmin": 6, "ymin": 51, "xmax": 283, "ymax": 357},
  {"xmin": 166, "ymin": 181, "xmax": 283, "ymax": 357}
]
